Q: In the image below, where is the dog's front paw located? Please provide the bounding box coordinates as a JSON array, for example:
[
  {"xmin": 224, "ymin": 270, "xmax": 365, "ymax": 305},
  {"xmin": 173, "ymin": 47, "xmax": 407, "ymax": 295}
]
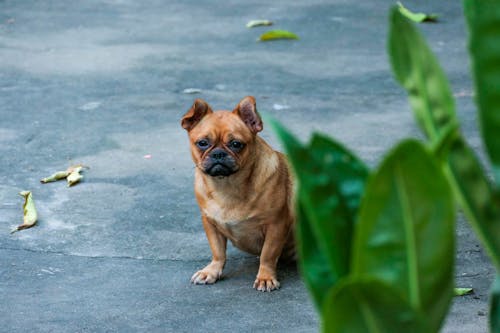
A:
[
  {"xmin": 254, "ymin": 265, "xmax": 280, "ymax": 292},
  {"xmin": 253, "ymin": 276, "xmax": 280, "ymax": 292},
  {"xmin": 191, "ymin": 266, "xmax": 222, "ymax": 285}
]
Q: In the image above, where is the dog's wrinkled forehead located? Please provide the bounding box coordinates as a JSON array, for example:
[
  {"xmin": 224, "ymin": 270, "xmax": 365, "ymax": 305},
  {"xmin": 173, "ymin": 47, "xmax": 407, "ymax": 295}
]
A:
[{"xmin": 190, "ymin": 111, "xmax": 253, "ymax": 142}]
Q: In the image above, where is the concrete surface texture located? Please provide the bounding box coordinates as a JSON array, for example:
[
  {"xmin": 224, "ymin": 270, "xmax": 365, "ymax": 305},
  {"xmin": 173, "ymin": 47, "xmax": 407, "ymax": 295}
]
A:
[{"xmin": 0, "ymin": 0, "xmax": 494, "ymax": 332}]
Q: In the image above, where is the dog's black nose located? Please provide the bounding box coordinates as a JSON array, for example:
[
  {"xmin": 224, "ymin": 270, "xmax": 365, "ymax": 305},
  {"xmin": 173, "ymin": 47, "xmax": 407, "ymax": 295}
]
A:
[{"xmin": 210, "ymin": 148, "xmax": 227, "ymax": 161}]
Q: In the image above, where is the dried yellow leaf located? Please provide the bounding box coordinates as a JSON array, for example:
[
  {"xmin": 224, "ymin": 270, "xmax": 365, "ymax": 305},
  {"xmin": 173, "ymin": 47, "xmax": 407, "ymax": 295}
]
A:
[
  {"xmin": 40, "ymin": 164, "xmax": 87, "ymax": 186},
  {"xmin": 11, "ymin": 191, "xmax": 38, "ymax": 234},
  {"xmin": 67, "ymin": 168, "xmax": 84, "ymax": 187},
  {"xmin": 40, "ymin": 170, "xmax": 70, "ymax": 183}
]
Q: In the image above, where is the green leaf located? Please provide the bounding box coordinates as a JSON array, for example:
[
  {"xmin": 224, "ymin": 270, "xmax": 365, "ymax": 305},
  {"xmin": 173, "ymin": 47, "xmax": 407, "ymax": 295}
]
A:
[
  {"xmin": 308, "ymin": 133, "xmax": 369, "ymax": 218},
  {"xmin": 323, "ymin": 277, "xmax": 424, "ymax": 333},
  {"xmin": 454, "ymin": 287, "xmax": 473, "ymax": 296},
  {"xmin": 246, "ymin": 20, "xmax": 273, "ymax": 28},
  {"xmin": 491, "ymin": 274, "xmax": 500, "ymax": 333},
  {"xmin": 352, "ymin": 140, "xmax": 455, "ymax": 332},
  {"xmin": 444, "ymin": 136, "xmax": 500, "ymax": 269},
  {"xmin": 258, "ymin": 30, "xmax": 299, "ymax": 42},
  {"xmin": 388, "ymin": 6, "xmax": 456, "ymax": 144},
  {"xmin": 464, "ymin": 0, "xmax": 500, "ymax": 187},
  {"xmin": 296, "ymin": 202, "xmax": 336, "ymax": 308},
  {"xmin": 389, "ymin": 3, "xmax": 500, "ymax": 271},
  {"xmin": 267, "ymin": 116, "xmax": 369, "ymax": 309},
  {"xmin": 397, "ymin": 2, "xmax": 438, "ymax": 23}
]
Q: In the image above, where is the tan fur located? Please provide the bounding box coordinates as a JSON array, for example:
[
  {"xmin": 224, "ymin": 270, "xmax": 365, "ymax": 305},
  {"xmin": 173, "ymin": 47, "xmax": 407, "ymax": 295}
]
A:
[{"xmin": 181, "ymin": 96, "xmax": 295, "ymax": 292}]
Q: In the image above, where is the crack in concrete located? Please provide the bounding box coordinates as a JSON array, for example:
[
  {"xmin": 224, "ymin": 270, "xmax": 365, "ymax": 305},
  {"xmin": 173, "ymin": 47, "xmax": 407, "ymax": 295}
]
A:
[{"xmin": 0, "ymin": 246, "xmax": 254, "ymax": 263}]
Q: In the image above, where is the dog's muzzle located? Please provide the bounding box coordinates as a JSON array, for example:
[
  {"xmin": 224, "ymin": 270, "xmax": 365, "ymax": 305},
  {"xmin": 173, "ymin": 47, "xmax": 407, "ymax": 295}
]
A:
[{"xmin": 203, "ymin": 148, "xmax": 238, "ymax": 177}]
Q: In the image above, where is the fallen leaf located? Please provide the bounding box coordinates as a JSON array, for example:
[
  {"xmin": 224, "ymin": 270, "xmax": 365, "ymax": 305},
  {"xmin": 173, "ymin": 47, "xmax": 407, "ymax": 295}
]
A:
[
  {"xmin": 67, "ymin": 166, "xmax": 84, "ymax": 187},
  {"xmin": 11, "ymin": 191, "xmax": 38, "ymax": 234},
  {"xmin": 41, "ymin": 170, "xmax": 70, "ymax": 183},
  {"xmin": 246, "ymin": 20, "xmax": 273, "ymax": 28},
  {"xmin": 258, "ymin": 30, "xmax": 299, "ymax": 42},
  {"xmin": 182, "ymin": 88, "xmax": 202, "ymax": 94},
  {"xmin": 454, "ymin": 287, "xmax": 474, "ymax": 296},
  {"xmin": 397, "ymin": 2, "xmax": 438, "ymax": 23},
  {"xmin": 41, "ymin": 164, "xmax": 86, "ymax": 185}
]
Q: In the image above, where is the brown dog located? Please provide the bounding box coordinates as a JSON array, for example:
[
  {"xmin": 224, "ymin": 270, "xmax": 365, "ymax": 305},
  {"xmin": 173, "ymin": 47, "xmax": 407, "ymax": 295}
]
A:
[{"xmin": 181, "ymin": 96, "xmax": 295, "ymax": 292}]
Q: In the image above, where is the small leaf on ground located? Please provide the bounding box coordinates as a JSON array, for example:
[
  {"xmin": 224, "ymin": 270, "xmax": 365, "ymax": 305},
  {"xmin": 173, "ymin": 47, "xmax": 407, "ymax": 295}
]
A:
[
  {"xmin": 258, "ymin": 30, "xmax": 299, "ymax": 42},
  {"xmin": 397, "ymin": 2, "xmax": 438, "ymax": 23},
  {"xmin": 11, "ymin": 191, "xmax": 38, "ymax": 234},
  {"xmin": 41, "ymin": 165, "xmax": 87, "ymax": 187},
  {"xmin": 67, "ymin": 166, "xmax": 85, "ymax": 187},
  {"xmin": 41, "ymin": 170, "xmax": 71, "ymax": 183},
  {"xmin": 182, "ymin": 88, "xmax": 202, "ymax": 94},
  {"xmin": 454, "ymin": 287, "xmax": 474, "ymax": 296},
  {"xmin": 246, "ymin": 20, "xmax": 273, "ymax": 28}
]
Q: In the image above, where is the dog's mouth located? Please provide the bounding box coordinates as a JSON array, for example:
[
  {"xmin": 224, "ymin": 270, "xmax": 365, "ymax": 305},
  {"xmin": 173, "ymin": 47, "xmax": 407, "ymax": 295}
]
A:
[{"xmin": 205, "ymin": 163, "xmax": 236, "ymax": 177}]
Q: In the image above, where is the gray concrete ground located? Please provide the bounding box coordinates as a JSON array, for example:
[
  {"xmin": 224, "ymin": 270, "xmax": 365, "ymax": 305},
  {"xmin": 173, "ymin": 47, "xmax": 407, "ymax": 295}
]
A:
[{"xmin": 0, "ymin": 0, "xmax": 495, "ymax": 332}]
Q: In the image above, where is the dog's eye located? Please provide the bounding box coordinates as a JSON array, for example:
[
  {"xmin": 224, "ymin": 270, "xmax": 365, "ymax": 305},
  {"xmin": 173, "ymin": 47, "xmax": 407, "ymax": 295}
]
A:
[
  {"xmin": 196, "ymin": 139, "xmax": 210, "ymax": 149},
  {"xmin": 228, "ymin": 140, "xmax": 244, "ymax": 151}
]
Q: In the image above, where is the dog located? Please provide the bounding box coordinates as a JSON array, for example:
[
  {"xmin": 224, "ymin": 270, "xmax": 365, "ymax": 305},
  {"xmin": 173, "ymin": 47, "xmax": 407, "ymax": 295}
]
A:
[{"xmin": 181, "ymin": 96, "xmax": 295, "ymax": 292}]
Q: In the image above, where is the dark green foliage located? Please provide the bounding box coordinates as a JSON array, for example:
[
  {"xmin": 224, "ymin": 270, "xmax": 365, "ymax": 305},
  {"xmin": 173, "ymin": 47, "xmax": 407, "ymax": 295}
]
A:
[
  {"xmin": 268, "ymin": 118, "xmax": 368, "ymax": 309},
  {"xmin": 323, "ymin": 277, "xmax": 424, "ymax": 333},
  {"xmin": 268, "ymin": 3, "xmax": 500, "ymax": 332},
  {"xmin": 352, "ymin": 140, "xmax": 454, "ymax": 332},
  {"xmin": 464, "ymin": 0, "xmax": 500, "ymax": 188},
  {"xmin": 389, "ymin": 3, "xmax": 500, "ymax": 271}
]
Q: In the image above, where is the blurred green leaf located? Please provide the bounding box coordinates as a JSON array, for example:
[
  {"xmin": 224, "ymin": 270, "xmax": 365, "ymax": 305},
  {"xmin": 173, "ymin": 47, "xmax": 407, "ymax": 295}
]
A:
[
  {"xmin": 445, "ymin": 137, "xmax": 500, "ymax": 269},
  {"xmin": 352, "ymin": 140, "xmax": 454, "ymax": 332},
  {"xmin": 491, "ymin": 274, "xmax": 500, "ymax": 332},
  {"xmin": 323, "ymin": 277, "xmax": 424, "ymax": 333},
  {"xmin": 397, "ymin": 2, "xmax": 438, "ymax": 23},
  {"xmin": 296, "ymin": 202, "xmax": 336, "ymax": 308},
  {"xmin": 268, "ymin": 116, "xmax": 368, "ymax": 309},
  {"xmin": 309, "ymin": 133, "xmax": 369, "ymax": 218},
  {"xmin": 464, "ymin": 0, "xmax": 500, "ymax": 187},
  {"xmin": 454, "ymin": 287, "xmax": 473, "ymax": 296},
  {"xmin": 389, "ymin": 4, "xmax": 500, "ymax": 270},
  {"xmin": 258, "ymin": 30, "xmax": 299, "ymax": 41},
  {"xmin": 388, "ymin": 7, "xmax": 456, "ymax": 144}
]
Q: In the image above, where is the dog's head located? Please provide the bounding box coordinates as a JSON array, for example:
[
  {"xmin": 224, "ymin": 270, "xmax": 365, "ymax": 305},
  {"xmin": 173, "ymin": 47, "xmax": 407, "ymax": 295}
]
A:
[{"xmin": 181, "ymin": 96, "xmax": 263, "ymax": 178}]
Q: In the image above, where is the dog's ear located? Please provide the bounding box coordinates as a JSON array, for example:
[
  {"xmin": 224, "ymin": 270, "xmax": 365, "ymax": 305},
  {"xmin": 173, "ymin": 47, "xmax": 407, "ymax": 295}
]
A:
[
  {"xmin": 181, "ymin": 99, "xmax": 213, "ymax": 131},
  {"xmin": 233, "ymin": 96, "xmax": 263, "ymax": 134}
]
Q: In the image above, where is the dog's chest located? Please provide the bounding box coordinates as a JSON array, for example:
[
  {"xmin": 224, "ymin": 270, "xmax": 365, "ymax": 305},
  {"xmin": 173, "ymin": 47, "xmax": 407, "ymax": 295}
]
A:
[
  {"xmin": 203, "ymin": 199, "xmax": 255, "ymax": 229},
  {"xmin": 203, "ymin": 199, "xmax": 239, "ymax": 224},
  {"xmin": 203, "ymin": 199, "xmax": 264, "ymax": 253}
]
